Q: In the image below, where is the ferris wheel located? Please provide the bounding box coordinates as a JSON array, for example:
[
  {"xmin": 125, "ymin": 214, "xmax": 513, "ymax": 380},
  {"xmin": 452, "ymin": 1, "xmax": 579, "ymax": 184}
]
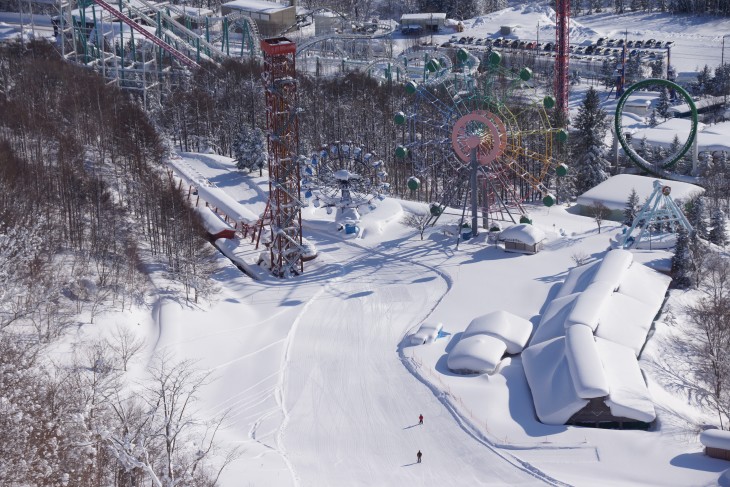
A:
[
  {"xmin": 394, "ymin": 49, "xmax": 568, "ymax": 236},
  {"xmin": 300, "ymin": 142, "xmax": 389, "ymax": 221}
]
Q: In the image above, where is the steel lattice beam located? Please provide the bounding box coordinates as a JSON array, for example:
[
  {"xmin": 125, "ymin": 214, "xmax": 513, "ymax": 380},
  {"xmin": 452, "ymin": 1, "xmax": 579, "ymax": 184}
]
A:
[
  {"xmin": 555, "ymin": 0, "xmax": 570, "ymax": 121},
  {"xmin": 261, "ymin": 37, "xmax": 304, "ymax": 277}
]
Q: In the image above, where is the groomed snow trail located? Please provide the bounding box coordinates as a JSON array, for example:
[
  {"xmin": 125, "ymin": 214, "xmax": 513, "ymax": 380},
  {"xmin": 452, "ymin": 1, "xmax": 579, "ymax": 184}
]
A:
[{"xmin": 279, "ymin": 238, "xmax": 545, "ymax": 486}]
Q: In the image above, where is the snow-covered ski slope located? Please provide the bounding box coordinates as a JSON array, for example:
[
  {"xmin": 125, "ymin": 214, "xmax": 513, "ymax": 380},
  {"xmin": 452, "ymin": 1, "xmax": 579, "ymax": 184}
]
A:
[{"xmin": 158, "ymin": 152, "xmax": 727, "ymax": 487}]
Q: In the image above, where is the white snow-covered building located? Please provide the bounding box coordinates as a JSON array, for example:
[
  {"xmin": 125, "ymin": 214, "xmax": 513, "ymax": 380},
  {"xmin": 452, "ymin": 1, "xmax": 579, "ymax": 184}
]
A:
[
  {"xmin": 498, "ymin": 223, "xmax": 546, "ymax": 254},
  {"xmin": 221, "ymin": 0, "xmax": 296, "ymax": 37},
  {"xmin": 399, "ymin": 13, "xmax": 446, "ymax": 33},
  {"xmin": 576, "ymin": 174, "xmax": 703, "ymax": 221},
  {"xmin": 522, "ymin": 249, "xmax": 671, "ymax": 427}
]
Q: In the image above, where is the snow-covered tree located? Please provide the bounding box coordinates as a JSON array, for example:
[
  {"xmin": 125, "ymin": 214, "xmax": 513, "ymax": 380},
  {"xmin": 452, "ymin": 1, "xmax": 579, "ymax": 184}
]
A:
[
  {"xmin": 572, "ymin": 87, "xmax": 611, "ymax": 194},
  {"xmin": 671, "ymin": 226, "xmax": 693, "ymax": 289},
  {"xmin": 233, "ymin": 124, "xmax": 268, "ymax": 175},
  {"xmin": 656, "ymin": 87, "xmax": 670, "ymax": 119},
  {"xmin": 709, "ymin": 207, "xmax": 728, "ymax": 247},
  {"xmin": 623, "ymin": 188, "xmax": 640, "ymax": 226},
  {"xmin": 648, "ymin": 109, "xmax": 659, "ymax": 127},
  {"xmin": 685, "ymin": 196, "xmax": 708, "ymax": 239}
]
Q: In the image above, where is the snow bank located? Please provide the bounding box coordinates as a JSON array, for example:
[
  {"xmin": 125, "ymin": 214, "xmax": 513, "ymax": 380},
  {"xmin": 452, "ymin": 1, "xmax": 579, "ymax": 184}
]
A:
[
  {"xmin": 565, "ymin": 324, "xmax": 609, "ymax": 399},
  {"xmin": 195, "ymin": 206, "xmax": 235, "ymax": 237},
  {"xmin": 197, "ymin": 186, "xmax": 259, "ymax": 225},
  {"xmin": 522, "ymin": 337, "xmax": 588, "ymax": 425},
  {"xmin": 596, "ymin": 338, "xmax": 656, "ymax": 423},
  {"xmin": 409, "ymin": 322, "xmax": 443, "ymax": 346},
  {"xmin": 700, "ymin": 429, "xmax": 730, "ymax": 450},
  {"xmin": 447, "ymin": 335, "xmax": 506, "ymax": 374},
  {"xmin": 596, "ymin": 293, "xmax": 658, "ymax": 356},
  {"xmin": 530, "ymin": 294, "xmax": 578, "ymax": 346},
  {"xmin": 499, "ymin": 224, "xmax": 546, "ymax": 245},
  {"xmin": 462, "ymin": 310, "xmax": 533, "ymax": 354}
]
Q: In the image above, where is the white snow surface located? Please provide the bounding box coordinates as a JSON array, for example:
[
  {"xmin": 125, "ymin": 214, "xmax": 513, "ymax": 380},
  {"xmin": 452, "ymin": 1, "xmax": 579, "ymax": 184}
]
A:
[
  {"xmin": 701, "ymin": 429, "xmax": 730, "ymax": 450},
  {"xmin": 577, "ymin": 174, "xmax": 704, "ymax": 211},
  {"xmin": 409, "ymin": 321, "xmax": 442, "ymax": 345},
  {"xmin": 565, "ymin": 324, "xmax": 610, "ymax": 399},
  {"xmin": 124, "ymin": 147, "xmax": 725, "ymax": 487},
  {"xmin": 195, "ymin": 206, "xmax": 233, "ymax": 236}
]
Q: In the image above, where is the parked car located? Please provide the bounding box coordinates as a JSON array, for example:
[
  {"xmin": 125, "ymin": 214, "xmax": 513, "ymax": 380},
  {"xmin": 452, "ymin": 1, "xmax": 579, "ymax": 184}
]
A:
[{"xmin": 596, "ymin": 37, "xmax": 606, "ymax": 45}]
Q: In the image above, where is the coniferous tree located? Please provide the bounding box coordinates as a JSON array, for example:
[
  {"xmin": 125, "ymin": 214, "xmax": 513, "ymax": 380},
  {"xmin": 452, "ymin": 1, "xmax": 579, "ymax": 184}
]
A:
[
  {"xmin": 233, "ymin": 124, "xmax": 268, "ymax": 175},
  {"xmin": 685, "ymin": 196, "xmax": 708, "ymax": 239},
  {"xmin": 657, "ymin": 87, "xmax": 670, "ymax": 119},
  {"xmin": 709, "ymin": 207, "xmax": 728, "ymax": 247},
  {"xmin": 572, "ymin": 87, "xmax": 610, "ymax": 194},
  {"xmin": 648, "ymin": 109, "xmax": 659, "ymax": 127},
  {"xmin": 623, "ymin": 188, "xmax": 640, "ymax": 226},
  {"xmin": 671, "ymin": 226, "xmax": 693, "ymax": 289}
]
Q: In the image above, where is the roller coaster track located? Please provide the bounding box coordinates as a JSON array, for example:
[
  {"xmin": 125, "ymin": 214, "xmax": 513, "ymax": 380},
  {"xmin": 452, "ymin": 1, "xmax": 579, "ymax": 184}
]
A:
[
  {"xmin": 89, "ymin": 0, "xmax": 200, "ymax": 69},
  {"xmin": 295, "ymin": 21, "xmax": 398, "ymax": 57}
]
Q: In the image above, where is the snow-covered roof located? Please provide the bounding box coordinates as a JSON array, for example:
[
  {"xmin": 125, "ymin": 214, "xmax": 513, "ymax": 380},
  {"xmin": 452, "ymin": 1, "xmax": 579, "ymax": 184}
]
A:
[
  {"xmin": 222, "ymin": 0, "xmax": 292, "ymax": 13},
  {"xmin": 577, "ymin": 174, "xmax": 703, "ymax": 211},
  {"xmin": 522, "ymin": 336, "xmax": 589, "ymax": 424},
  {"xmin": 400, "ymin": 13, "xmax": 447, "ymax": 21},
  {"xmin": 700, "ymin": 429, "xmax": 730, "ymax": 450},
  {"xmin": 463, "ymin": 310, "xmax": 532, "ymax": 354},
  {"xmin": 498, "ymin": 223, "xmax": 545, "ymax": 245},
  {"xmin": 447, "ymin": 335, "xmax": 506, "ymax": 374},
  {"xmin": 195, "ymin": 206, "xmax": 234, "ymax": 235},
  {"xmin": 523, "ymin": 249, "xmax": 665, "ymax": 424}
]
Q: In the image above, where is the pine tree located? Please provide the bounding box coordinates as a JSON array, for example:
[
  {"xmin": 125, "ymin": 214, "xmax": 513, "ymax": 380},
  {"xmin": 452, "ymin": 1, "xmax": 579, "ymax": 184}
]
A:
[
  {"xmin": 685, "ymin": 196, "xmax": 708, "ymax": 238},
  {"xmin": 648, "ymin": 109, "xmax": 658, "ymax": 127},
  {"xmin": 709, "ymin": 207, "xmax": 728, "ymax": 247},
  {"xmin": 671, "ymin": 226, "xmax": 693, "ymax": 289},
  {"xmin": 623, "ymin": 188, "xmax": 640, "ymax": 226},
  {"xmin": 572, "ymin": 87, "xmax": 611, "ymax": 194},
  {"xmin": 656, "ymin": 87, "xmax": 670, "ymax": 119},
  {"xmin": 233, "ymin": 124, "xmax": 268, "ymax": 175}
]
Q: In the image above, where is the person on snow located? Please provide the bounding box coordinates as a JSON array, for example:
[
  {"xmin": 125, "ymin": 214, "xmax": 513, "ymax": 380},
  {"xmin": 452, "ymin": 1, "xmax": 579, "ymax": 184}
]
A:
[
  {"xmin": 417, "ymin": 450, "xmax": 422, "ymax": 463},
  {"xmin": 419, "ymin": 414, "xmax": 423, "ymax": 425}
]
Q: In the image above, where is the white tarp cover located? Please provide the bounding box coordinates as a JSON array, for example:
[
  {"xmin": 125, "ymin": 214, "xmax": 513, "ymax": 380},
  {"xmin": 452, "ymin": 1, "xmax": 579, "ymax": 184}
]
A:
[
  {"xmin": 592, "ymin": 249, "xmax": 633, "ymax": 291},
  {"xmin": 410, "ymin": 322, "xmax": 443, "ymax": 346},
  {"xmin": 463, "ymin": 310, "xmax": 533, "ymax": 354},
  {"xmin": 596, "ymin": 338, "xmax": 656, "ymax": 422},
  {"xmin": 565, "ymin": 324, "xmax": 610, "ymax": 399},
  {"xmin": 700, "ymin": 429, "xmax": 730, "ymax": 450},
  {"xmin": 195, "ymin": 206, "xmax": 234, "ymax": 235},
  {"xmin": 499, "ymin": 223, "xmax": 546, "ymax": 245},
  {"xmin": 530, "ymin": 293, "xmax": 578, "ymax": 346},
  {"xmin": 595, "ymin": 293, "xmax": 657, "ymax": 356},
  {"xmin": 522, "ymin": 336, "xmax": 589, "ymax": 425},
  {"xmin": 447, "ymin": 335, "xmax": 506, "ymax": 374},
  {"xmin": 565, "ymin": 281, "xmax": 615, "ymax": 331}
]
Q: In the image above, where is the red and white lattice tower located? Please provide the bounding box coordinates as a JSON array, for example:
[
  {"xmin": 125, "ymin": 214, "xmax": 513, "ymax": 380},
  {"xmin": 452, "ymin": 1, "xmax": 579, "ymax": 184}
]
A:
[
  {"xmin": 555, "ymin": 0, "xmax": 570, "ymax": 121},
  {"xmin": 260, "ymin": 37, "xmax": 304, "ymax": 277}
]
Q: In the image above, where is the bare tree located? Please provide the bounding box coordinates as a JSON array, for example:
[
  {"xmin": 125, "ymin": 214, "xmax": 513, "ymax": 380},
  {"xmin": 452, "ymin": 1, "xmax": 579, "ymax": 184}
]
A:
[
  {"xmin": 108, "ymin": 325, "xmax": 146, "ymax": 372},
  {"xmin": 589, "ymin": 201, "xmax": 611, "ymax": 233},
  {"xmin": 402, "ymin": 210, "xmax": 431, "ymax": 240}
]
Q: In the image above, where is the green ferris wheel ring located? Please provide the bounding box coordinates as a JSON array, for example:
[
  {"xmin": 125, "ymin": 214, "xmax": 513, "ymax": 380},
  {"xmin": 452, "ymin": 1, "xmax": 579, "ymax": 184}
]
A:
[{"xmin": 615, "ymin": 78, "xmax": 698, "ymax": 175}]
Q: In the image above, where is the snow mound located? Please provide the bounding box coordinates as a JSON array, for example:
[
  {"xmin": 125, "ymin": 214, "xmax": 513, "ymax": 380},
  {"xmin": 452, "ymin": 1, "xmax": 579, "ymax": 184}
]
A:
[
  {"xmin": 499, "ymin": 224, "xmax": 545, "ymax": 245},
  {"xmin": 195, "ymin": 206, "xmax": 235, "ymax": 238},
  {"xmin": 522, "ymin": 336, "xmax": 588, "ymax": 425},
  {"xmin": 463, "ymin": 310, "xmax": 533, "ymax": 354},
  {"xmin": 565, "ymin": 280, "xmax": 615, "ymax": 331},
  {"xmin": 701, "ymin": 429, "xmax": 730, "ymax": 450},
  {"xmin": 595, "ymin": 292, "xmax": 658, "ymax": 356},
  {"xmin": 565, "ymin": 324, "xmax": 609, "ymax": 399},
  {"xmin": 447, "ymin": 335, "xmax": 506, "ymax": 375},
  {"xmin": 597, "ymin": 338, "xmax": 656, "ymax": 423},
  {"xmin": 531, "ymin": 293, "xmax": 579, "ymax": 346},
  {"xmin": 410, "ymin": 322, "xmax": 443, "ymax": 346}
]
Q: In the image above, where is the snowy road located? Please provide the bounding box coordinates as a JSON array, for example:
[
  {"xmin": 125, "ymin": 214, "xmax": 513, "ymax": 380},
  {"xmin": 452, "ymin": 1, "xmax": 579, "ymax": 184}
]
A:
[{"xmin": 279, "ymin": 234, "xmax": 546, "ymax": 486}]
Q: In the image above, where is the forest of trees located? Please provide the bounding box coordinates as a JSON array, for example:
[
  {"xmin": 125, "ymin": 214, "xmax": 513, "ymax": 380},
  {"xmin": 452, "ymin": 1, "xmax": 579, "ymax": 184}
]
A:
[{"xmin": 0, "ymin": 41, "xmax": 225, "ymax": 486}]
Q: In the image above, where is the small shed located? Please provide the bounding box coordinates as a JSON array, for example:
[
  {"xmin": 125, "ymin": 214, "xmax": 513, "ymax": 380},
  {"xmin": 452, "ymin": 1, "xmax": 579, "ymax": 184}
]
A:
[
  {"xmin": 399, "ymin": 13, "xmax": 446, "ymax": 33},
  {"xmin": 499, "ymin": 224, "xmax": 546, "ymax": 254}
]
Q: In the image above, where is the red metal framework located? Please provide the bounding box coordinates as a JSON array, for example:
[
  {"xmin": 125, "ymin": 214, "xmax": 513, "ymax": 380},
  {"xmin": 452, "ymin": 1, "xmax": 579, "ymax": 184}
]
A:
[
  {"xmin": 259, "ymin": 37, "xmax": 304, "ymax": 277},
  {"xmin": 555, "ymin": 0, "xmax": 570, "ymax": 121}
]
